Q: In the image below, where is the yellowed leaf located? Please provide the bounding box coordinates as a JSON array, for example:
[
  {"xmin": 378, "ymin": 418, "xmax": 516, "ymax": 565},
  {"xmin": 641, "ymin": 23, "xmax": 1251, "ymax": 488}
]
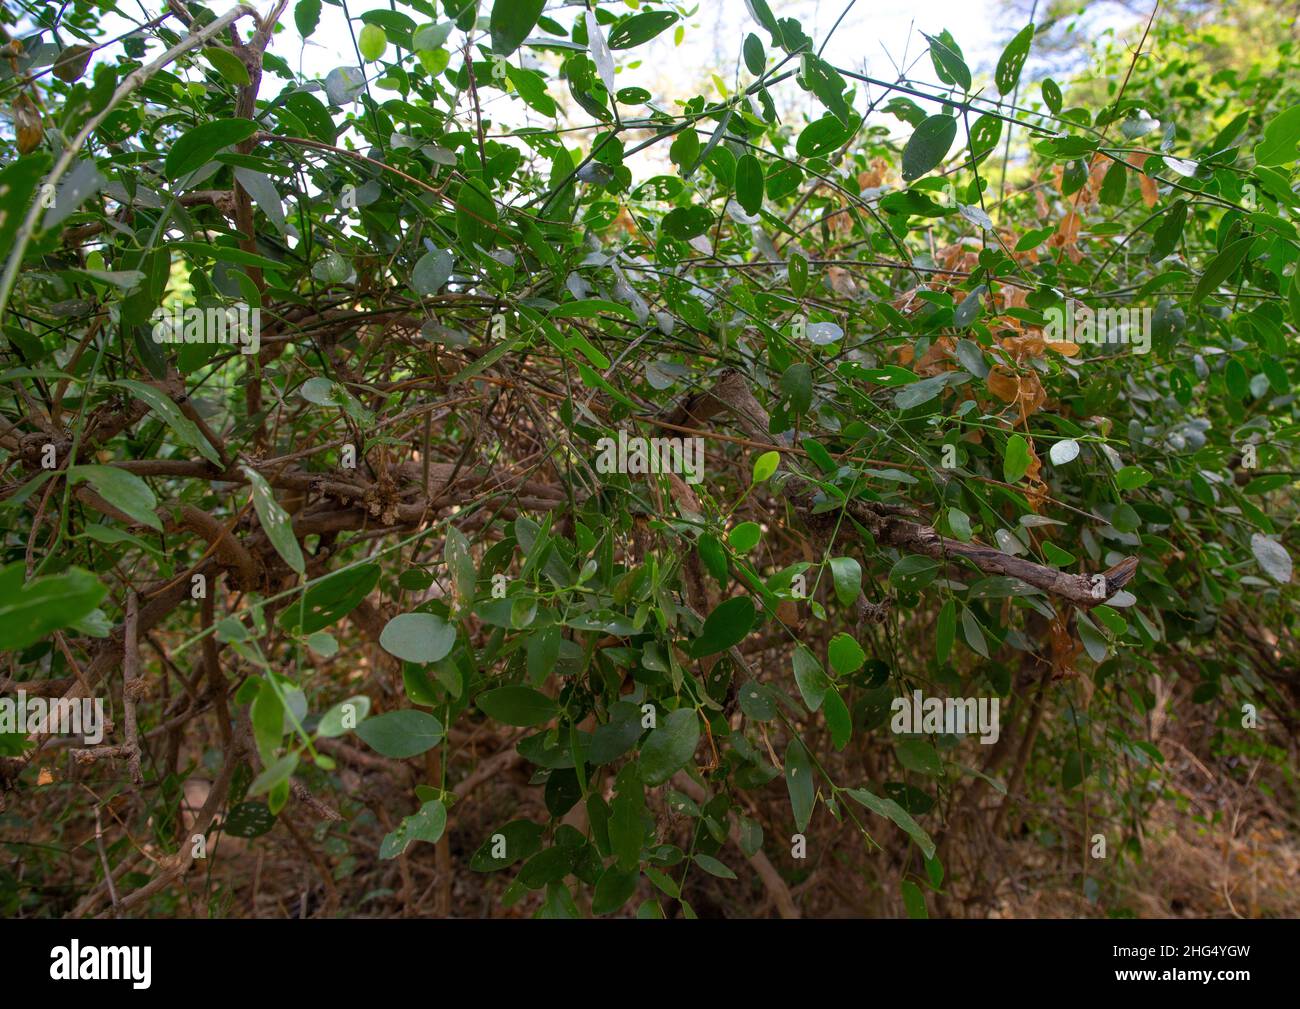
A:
[{"xmin": 14, "ymin": 93, "xmax": 43, "ymax": 154}]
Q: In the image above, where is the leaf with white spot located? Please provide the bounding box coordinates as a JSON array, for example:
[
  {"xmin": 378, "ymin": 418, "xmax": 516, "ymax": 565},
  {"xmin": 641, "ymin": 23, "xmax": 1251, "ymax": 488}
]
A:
[{"xmin": 243, "ymin": 466, "xmax": 305, "ymax": 575}]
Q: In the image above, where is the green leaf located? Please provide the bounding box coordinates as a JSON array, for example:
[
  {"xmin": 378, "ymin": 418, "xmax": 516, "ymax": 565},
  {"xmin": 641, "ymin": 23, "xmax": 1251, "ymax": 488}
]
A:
[
  {"xmin": 1099, "ymin": 159, "xmax": 1127, "ymax": 205},
  {"xmin": 356, "ymin": 709, "xmax": 445, "ymax": 758},
  {"xmin": 490, "ymin": 0, "xmax": 544, "ymax": 56},
  {"xmin": 1115, "ymin": 466, "xmax": 1152, "ymax": 491},
  {"xmin": 828, "ymin": 556, "xmax": 861, "ymax": 606},
  {"xmin": 953, "ymin": 285, "xmax": 986, "ymax": 328},
  {"xmin": 994, "ymin": 24, "xmax": 1034, "ymax": 96},
  {"xmin": 242, "ymin": 466, "xmax": 304, "ymax": 575},
  {"xmin": 925, "ymin": 31, "xmax": 970, "ymax": 91},
  {"xmin": 947, "ymin": 507, "xmax": 972, "ymax": 542},
  {"xmin": 728, "ymin": 521, "xmax": 762, "ymax": 553},
  {"xmin": 1191, "ymin": 235, "xmax": 1255, "ymax": 306},
  {"xmin": 901, "ymin": 879, "xmax": 929, "ymax": 918},
  {"xmin": 299, "ymin": 377, "xmax": 355, "ymax": 411},
  {"xmin": 592, "ymin": 865, "xmax": 638, "ymax": 915},
  {"xmin": 506, "ymin": 65, "xmax": 556, "ymax": 116},
  {"xmin": 845, "ymin": 787, "xmax": 936, "ymax": 859},
  {"xmin": 1016, "ymin": 226, "xmax": 1055, "ymax": 251},
  {"xmin": 0, "ymin": 154, "xmax": 50, "ymax": 253},
  {"xmin": 744, "ymin": 0, "xmax": 779, "ymax": 35},
  {"xmin": 413, "ymin": 23, "xmax": 452, "ymax": 52},
  {"xmin": 203, "ymin": 47, "xmax": 251, "ymax": 86},
  {"xmin": 312, "ymin": 251, "xmax": 352, "ymax": 284},
  {"xmin": 896, "ymin": 738, "xmax": 942, "ymax": 776},
  {"xmin": 358, "ymin": 24, "xmax": 387, "ymax": 62},
  {"xmin": 780, "ymin": 362, "xmax": 812, "ymax": 414},
  {"xmin": 527, "ymin": 626, "xmax": 561, "ymax": 684},
  {"xmin": 294, "ymin": 0, "xmax": 320, "ymax": 37},
  {"xmin": 412, "ymin": 248, "xmax": 454, "ymax": 294},
  {"xmin": 1041, "ymin": 78, "xmax": 1062, "ymax": 114},
  {"xmin": 662, "ymin": 205, "xmax": 712, "ymax": 239},
  {"xmin": 890, "ymin": 555, "xmax": 940, "ymax": 592},
  {"xmin": 476, "ymin": 685, "xmax": 558, "ymax": 726},
  {"xmin": 640, "ymin": 708, "xmax": 700, "ymax": 785},
  {"xmin": 111, "ymin": 380, "xmax": 221, "ymax": 465},
  {"xmin": 734, "ymin": 154, "xmax": 764, "ymax": 215},
  {"xmin": 936, "ymin": 599, "xmax": 956, "ymax": 663},
  {"xmin": 691, "ymin": 595, "xmax": 754, "ymax": 656},
  {"xmin": 796, "ymin": 114, "xmax": 855, "ymax": 159},
  {"xmin": 380, "ymin": 800, "xmax": 447, "ymax": 858},
  {"xmin": 788, "ymin": 253, "xmax": 808, "ymax": 296},
  {"xmin": 902, "ymin": 115, "xmax": 959, "ymax": 181},
  {"xmin": 316, "ymin": 695, "xmax": 371, "ymax": 738},
  {"xmin": 698, "ymin": 533, "xmax": 728, "ymax": 583},
  {"xmin": 823, "ymin": 690, "xmax": 852, "ymax": 750},
  {"xmin": 1150, "ymin": 199, "xmax": 1187, "ymax": 262},
  {"xmin": 608, "ymin": 11, "xmax": 678, "ymax": 49},
  {"xmin": 68, "ymin": 465, "xmax": 160, "ymax": 530},
  {"xmin": 785, "ymin": 738, "xmax": 815, "ymax": 831},
  {"xmin": 279, "ymin": 563, "xmax": 380, "ymax": 633},
  {"xmin": 961, "ymin": 607, "xmax": 989, "ymax": 657},
  {"xmin": 379, "ymin": 612, "xmax": 457, "ymax": 664},
  {"xmin": 0, "ymin": 563, "xmax": 107, "ymax": 651},
  {"xmin": 250, "ymin": 679, "xmax": 283, "ymax": 762},
  {"xmin": 739, "ymin": 682, "xmax": 777, "ymax": 721},
  {"xmin": 223, "ymin": 801, "xmax": 276, "ymax": 838},
  {"xmin": 173, "ymin": 242, "xmax": 286, "ymax": 275},
  {"xmin": 1254, "ymin": 104, "xmax": 1300, "ymax": 166},
  {"xmin": 743, "ymin": 33, "xmax": 765, "ymax": 75},
  {"xmin": 955, "ymin": 338, "xmax": 989, "ymax": 378},
  {"xmin": 249, "ymin": 753, "xmax": 298, "ymax": 797},
  {"xmin": 1003, "ymin": 434, "xmax": 1032, "ymax": 483},
  {"xmin": 456, "ymin": 178, "xmax": 499, "ymax": 249},
  {"xmin": 304, "ymin": 631, "xmax": 337, "ymax": 657},
  {"xmin": 752, "ymin": 450, "xmax": 780, "ymax": 483},
  {"xmin": 165, "ymin": 119, "xmax": 259, "ymax": 179},
  {"xmin": 792, "ymin": 645, "xmax": 831, "ymax": 711},
  {"xmin": 895, "ymin": 373, "xmax": 956, "ymax": 409},
  {"xmin": 828, "ymin": 633, "xmax": 865, "ymax": 675},
  {"xmin": 694, "ymin": 853, "xmax": 736, "ymax": 879},
  {"xmin": 470, "ymin": 820, "xmax": 544, "ymax": 871},
  {"xmin": 1290, "ymin": 264, "xmax": 1300, "ymax": 329},
  {"xmin": 801, "ymin": 55, "xmax": 851, "ymax": 126},
  {"xmin": 1062, "ymin": 750, "xmax": 1091, "ymax": 790},
  {"xmin": 1225, "ymin": 359, "xmax": 1250, "ymax": 400},
  {"xmin": 609, "ymin": 786, "xmax": 644, "ymax": 870}
]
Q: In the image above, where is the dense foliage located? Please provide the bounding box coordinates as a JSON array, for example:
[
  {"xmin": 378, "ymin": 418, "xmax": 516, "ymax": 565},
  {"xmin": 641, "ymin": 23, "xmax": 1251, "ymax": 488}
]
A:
[{"xmin": 1, "ymin": 0, "xmax": 1297, "ymax": 918}]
